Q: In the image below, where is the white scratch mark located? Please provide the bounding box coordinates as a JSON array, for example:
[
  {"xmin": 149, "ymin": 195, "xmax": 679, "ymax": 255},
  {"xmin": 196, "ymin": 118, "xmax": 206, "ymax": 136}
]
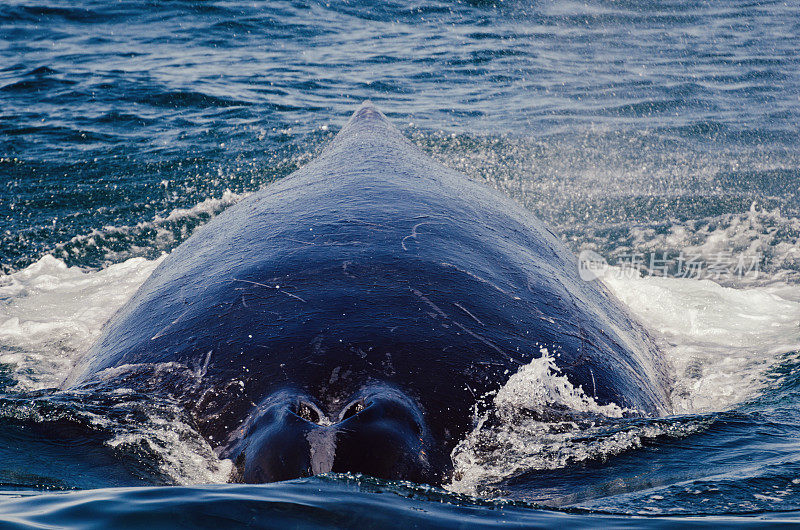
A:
[
  {"xmin": 402, "ymin": 222, "xmax": 435, "ymax": 251},
  {"xmin": 231, "ymin": 278, "xmax": 307, "ymax": 303},
  {"xmin": 453, "ymin": 302, "xmax": 484, "ymax": 325},
  {"xmin": 151, "ymin": 306, "xmax": 193, "ymax": 340},
  {"xmin": 410, "ymin": 287, "xmax": 517, "ymax": 364},
  {"xmin": 440, "ymin": 262, "xmax": 521, "ymax": 300}
]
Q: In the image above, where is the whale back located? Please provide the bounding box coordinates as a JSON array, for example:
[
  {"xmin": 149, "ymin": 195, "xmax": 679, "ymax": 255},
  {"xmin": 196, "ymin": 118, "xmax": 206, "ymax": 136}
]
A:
[{"xmin": 66, "ymin": 102, "xmax": 672, "ymax": 455}]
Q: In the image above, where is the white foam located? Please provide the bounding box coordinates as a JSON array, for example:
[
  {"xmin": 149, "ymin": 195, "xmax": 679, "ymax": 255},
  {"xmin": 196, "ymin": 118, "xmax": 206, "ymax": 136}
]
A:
[
  {"xmin": 0, "ymin": 254, "xmax": 163, "ymax": 390},
  {"xmin": 0, "ymin": 189, "xmax": 255, "ymax": 485},
  {"xmin": 602, "ymin": 269, "xmax": 800, "ymax": 414}
]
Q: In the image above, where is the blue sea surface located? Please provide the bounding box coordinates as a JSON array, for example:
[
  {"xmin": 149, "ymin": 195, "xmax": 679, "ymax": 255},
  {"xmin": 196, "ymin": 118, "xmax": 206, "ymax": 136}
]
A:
[{"xmin": 1, "ymin": 0, "xmax": 800, "ymax": 527}]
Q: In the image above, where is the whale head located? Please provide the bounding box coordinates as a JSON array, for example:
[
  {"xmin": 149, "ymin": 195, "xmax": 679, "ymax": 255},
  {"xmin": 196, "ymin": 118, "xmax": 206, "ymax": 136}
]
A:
[{"xmin": 222, "ymin": 383, "xmax": 439, "ymax": 483}]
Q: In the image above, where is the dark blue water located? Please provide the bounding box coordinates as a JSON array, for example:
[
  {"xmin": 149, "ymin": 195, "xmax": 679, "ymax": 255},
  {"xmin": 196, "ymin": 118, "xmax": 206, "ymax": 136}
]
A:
[{"xmin": 2, "ymin": 0, "xmax": 800, "ymax": 526}]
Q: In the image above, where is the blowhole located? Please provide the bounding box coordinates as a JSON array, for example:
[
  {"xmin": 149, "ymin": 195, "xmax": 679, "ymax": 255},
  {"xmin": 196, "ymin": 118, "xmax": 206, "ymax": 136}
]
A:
[
  {"xmin": 294, "ymin": 401, "xmax": 321, "ymax": 424},
  {"xmin": 341, "ymin": 399, "xmax": 368, "ymax": 421}
]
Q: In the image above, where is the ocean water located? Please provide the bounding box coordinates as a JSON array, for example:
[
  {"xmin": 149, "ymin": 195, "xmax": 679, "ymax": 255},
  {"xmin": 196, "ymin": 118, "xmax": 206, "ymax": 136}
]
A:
[{"xmin": 1, "ymin": 0, "xmax": 800, "ymax": 526}]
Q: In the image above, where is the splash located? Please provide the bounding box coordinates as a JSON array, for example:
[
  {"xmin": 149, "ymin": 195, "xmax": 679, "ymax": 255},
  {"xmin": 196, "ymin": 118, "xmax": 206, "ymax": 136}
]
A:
[
  {"xmin": 104, "ymin": 396, "xmax": 234, "ymax": 485},
  {"xmin": 446, "ymin": 349, "xmax": 704, "ymax": 496},
  {"xmin": 0, "ymin": 389, "xmax": 233, "ymax": 486},
  {"xmin": 53, "ymin": 189, "xmax": 247, "ymax": 266},
  {"xmin": 448, "ymin": 269, "xmax": 800, "ymax": 496}
]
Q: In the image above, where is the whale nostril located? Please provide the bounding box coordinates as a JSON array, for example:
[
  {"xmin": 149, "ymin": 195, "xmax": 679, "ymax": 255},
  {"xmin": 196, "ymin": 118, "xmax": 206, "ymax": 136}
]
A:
[
  {"xmin": 227, "ymin": 387, "xmax": 439, "ymax": 484},
  {"xmin": 330, "ymin": 387, "xmax": 435, "ymax": 483},
  {"xmin": 293, "ymin": 401, "xmax": 321, "ymax": 424},
  {"xmin": 341, "ymin": 399, "xmax": 368, "ymax": 421}
]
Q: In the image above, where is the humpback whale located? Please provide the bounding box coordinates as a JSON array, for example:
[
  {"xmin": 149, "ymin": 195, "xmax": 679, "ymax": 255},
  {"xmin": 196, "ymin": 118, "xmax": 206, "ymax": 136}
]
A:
[{"xmin": 65, "ymin": 102, "xmax": 671, "ymax": 484}]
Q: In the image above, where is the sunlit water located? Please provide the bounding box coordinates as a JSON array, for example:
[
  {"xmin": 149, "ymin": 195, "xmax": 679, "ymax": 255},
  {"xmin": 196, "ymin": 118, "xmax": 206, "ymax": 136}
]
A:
[{"xmin": 1, "ymin": 0, "xmax": 800, "ymax": 526}]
